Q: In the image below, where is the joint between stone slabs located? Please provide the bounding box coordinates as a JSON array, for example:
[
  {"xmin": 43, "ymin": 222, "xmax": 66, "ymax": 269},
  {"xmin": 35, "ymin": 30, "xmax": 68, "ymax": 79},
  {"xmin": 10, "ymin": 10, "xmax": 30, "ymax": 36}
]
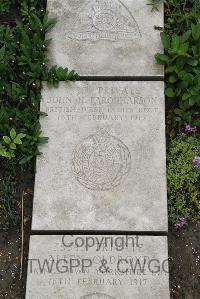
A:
[
  {"xmin": 30, "ymin": 230, "xmax": 168, "ymax": 236},
  {"xmin": 78, "ymin": 76, "xmax": 164, "ymax": 82}
]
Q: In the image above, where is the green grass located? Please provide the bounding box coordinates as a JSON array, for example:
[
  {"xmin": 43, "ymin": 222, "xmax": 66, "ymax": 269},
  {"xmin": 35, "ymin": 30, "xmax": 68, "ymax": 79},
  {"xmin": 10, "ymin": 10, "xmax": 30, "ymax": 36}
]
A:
[{"xmin": 168, "ymin": 133, "xmax": 200, "ymax": 224}]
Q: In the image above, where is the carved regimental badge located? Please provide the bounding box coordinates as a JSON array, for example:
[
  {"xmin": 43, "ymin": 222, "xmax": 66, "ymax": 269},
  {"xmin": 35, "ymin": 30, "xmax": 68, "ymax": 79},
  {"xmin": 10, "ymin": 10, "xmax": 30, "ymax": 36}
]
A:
[
  {"xmin": 72, "ymin": 130, "xmax": 131, "ymax": 191},
  {"xmin": 67, "ymin": 0, "xmax": 141, "ymax": 41},
  {"xmin": 81, "ymin": 293, "xmax": 115, "ymax": 299}
]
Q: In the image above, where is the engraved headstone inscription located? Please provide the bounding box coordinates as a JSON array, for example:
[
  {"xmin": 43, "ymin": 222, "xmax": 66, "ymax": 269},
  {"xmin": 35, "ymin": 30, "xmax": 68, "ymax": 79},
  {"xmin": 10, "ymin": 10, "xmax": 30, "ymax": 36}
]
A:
[
  {"xmin": 26, "ymin": 235, "xmax": 170, "ymax": 299},
  {"xmin": 72, "ymin": 130, "xmax": 131, "ymax": 191},
  {"xmin": 32, "ymin": 81, "xmax": 167, "ymax": 231},
  {"xmin": 46, "ymin": 0, "xmax": 163, "ymax": 76}
]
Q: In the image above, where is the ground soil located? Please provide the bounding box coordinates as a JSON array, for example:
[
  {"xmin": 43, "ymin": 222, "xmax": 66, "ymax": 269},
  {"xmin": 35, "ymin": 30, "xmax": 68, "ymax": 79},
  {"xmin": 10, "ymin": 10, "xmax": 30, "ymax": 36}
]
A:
[
  {"xmin": 169, "ymin": 225, "xmax": 200, "ymax": 299},
  {"xmin": 0, "ymin": 171, "xmax": 34, "ymax": 299}
]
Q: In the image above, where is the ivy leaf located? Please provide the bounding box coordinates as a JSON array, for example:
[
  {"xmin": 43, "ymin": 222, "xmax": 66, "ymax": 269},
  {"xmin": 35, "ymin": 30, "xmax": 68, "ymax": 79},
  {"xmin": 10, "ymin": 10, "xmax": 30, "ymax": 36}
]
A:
[
  {"xmin": 155, "ymin": 53, "xmax": 169, "ymax": 64},
  {"xmin": 179, "ymin": 81, "xmax": 189, "ymax": 89},
  {"xmin": 183, "ymin": 73, "xmax": 194, "ymax": 83},
  {"xmin": 43, "ymin": 13, "xmax": 56, "ymax": 32},
  {"xmin": 0, "ymin": 145, "xmax": 6, "ymax": 156},
  {"xmin": 168, "ymin": 75, "xmax": 178, "ymax": 83},
  {"xmin": 192, "ymin": 46, "xmax": 199, "ymax": 56},
  {"xmin": 165, "ymin": 88, "xmax": 175, "ymax": 98},
  {"xmin": 182, "ymin": 92, "xmax": 190, "ymax": 101},
  {"xmin": 19, "ymin": 155, "xmax": 32, "ymax": 165},
  {"xmin": 179, "ymin": 42, "xmax": 189, "ymax": 54},
  {"xmin": 13, "ymin": 133, "xmax": 26, "ymax": 144},
  {"xmin": 37, "ymin": 137, "xmax": 49, "ymax": 144},
  {"xmin": 191, "ymin": 23, "xmax": 200, "ymax": 40},
  {"xmin": 10, "ymin": 143, "xmax": 16, "ymax": 150},
  {"xmin": 160, "ymin": 32, "xmax": 170, "ymax": 49},
  {"xmin": 176, "ymin": 57, "xmax": 186, "ymax": 70},
  {"xmin": 187, "ymin": 58, "xmax": 198, "ymax": 66},
  {"xmin": 189, "ymin": 98, "xmax": 195, "ymax": 106},
  {"xmin": 171, "ymin": 34, "xmax": 180, "ymax": 49},
  {"xmin": 10, "ymin": 128, "xmax": 17, "ymax": 140},
  {"xmin": 31, "ymin": 14, "xmax": 43, "ymax": 30},
  {"xmin": 181, "ymin": 30, "xmax": 191, "ymax": 43},
  {"xmin": 3, "ymin": 136, "xmax": 11, "ymax": 144},
  {"xmin": 17, "ymin": 133, "xmax": 26, "ymax": 139},
  {"xmin": 165, "ymin": 66, "xmax": 176, "ymax": 74}
]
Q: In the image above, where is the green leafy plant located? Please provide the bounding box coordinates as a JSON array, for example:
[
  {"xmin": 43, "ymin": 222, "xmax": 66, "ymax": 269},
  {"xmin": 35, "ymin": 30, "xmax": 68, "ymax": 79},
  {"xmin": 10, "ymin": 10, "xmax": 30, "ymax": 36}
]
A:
[
  {"xmin": 156, "ymin": 28, "xmax": 200, "ymax": 124},
  {"xmin": 147, "ymin": 0, "xmax": 165, "ymax": 11},
  {"xmin": 0, "ymin": 1, "xmax": 79, "ymax": 166},
  {"xmin": 0, "ymin": 0, "xmax": 79, "ymax": 228},
  {"xmin": 154, "ymin": 0, "xmax": 200, "ymax": 125},
  {"xmin": 0, "ymin": 129, "xmax": 26, "ymax": 159},
  {"xmin": 164, "ymin": 0, "xmax": 200, "ymax": 35},
  {"xmin": 0, "ymin": 0, "xmax": 14, "ymax": 14},
  {"xmin": 167, "ymin": 133, "xmax": 200, "ymax": 224}
]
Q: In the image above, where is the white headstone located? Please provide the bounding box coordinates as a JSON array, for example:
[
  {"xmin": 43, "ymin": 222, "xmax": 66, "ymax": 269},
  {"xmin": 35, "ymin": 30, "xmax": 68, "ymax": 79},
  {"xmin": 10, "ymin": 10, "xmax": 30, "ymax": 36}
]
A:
[
  {"xmin": 26, "ymin": 235, "xmax": 170, "ymax": 299},
  {"xmin": 32, "ymin": 81, "xmax": 167, "ymax": 231},
  {"xmin": 46, "ymin": 0, "xmax": 163, "ymax": 76}
]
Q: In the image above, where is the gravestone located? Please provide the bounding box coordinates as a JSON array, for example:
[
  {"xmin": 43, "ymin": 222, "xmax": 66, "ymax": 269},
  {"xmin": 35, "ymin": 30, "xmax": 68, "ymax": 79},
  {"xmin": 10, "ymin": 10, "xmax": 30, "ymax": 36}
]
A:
[
  {"xmin": 26, "ymin": 1, "xmax": 170, "ymax": 298},
  {"xmin": 32, "ymin": 81, "xmax": 167, "ymax": 231},
  {"xmin": 26, "ymin": 235, "xmax": 169, "ymax": 299},
  {"xmin": 46, "ymin": 0, "xmax": 163, "ymax": 76}
]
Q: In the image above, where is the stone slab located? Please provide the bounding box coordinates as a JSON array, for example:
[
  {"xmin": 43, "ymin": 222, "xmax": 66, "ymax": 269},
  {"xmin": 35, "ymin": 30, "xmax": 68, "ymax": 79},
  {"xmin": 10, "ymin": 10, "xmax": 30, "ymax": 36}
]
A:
[
  {"xmin": 26, "ymin": 235, "xmax": 170, "ymax": 299},
  {"xmin": 46, "ymin": 0, "xmax": 163, "ymax": 76},
  {"xmin": 32, "ymin": 81, "xmax": 167, "ymax": 231}
]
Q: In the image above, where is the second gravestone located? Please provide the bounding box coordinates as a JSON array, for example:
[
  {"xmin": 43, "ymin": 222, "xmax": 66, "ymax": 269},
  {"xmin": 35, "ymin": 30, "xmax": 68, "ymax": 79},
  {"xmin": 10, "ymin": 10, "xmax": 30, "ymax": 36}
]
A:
[
  {"xmin": 26, "ymin": 235, "xmax": 169, "ymax": 299},
  {"xmin": 46, "ymin": 0, "xmax": 163, "ymax": 76},
  {"xmin": 32, "ymin": 81, "xmax": 167, "ymax": 231}
]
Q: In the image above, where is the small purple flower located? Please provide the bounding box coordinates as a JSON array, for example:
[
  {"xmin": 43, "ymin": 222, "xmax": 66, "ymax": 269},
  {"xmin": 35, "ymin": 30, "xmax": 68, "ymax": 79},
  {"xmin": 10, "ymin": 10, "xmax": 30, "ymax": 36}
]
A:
[
  {"xmin": 196, "ymin": 222, "xmax": 200, "ymax": 229},
  {"xmin": 185, "ymin": 124, "xmax": 197, "ymax": 133},
  {"xmin": 193, "ymin": 157, "xmax": 200, "ymax": 167},
  {"xmin": 174, "ymin": 217, "xmax": 186, "ymax": 230},
  {"xmin": 174, "ymin": 223, "xmax": 181, "ymax": 230},
  {"xmin": 179, "ymin": 217, "xmax": 186, "ymax": 225}
]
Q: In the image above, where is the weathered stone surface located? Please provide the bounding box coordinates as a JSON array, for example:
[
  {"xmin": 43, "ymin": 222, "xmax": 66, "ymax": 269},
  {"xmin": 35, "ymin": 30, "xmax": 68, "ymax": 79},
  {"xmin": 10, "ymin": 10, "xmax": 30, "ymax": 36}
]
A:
[
  {"xmin": 26, "ymin": 235, "xmax": 169, "ymax": 299},
  {"xmin": 32, "ymin": 81, "xmax": 167, "ymax": 231},
  {"xmin": 46, "ymin": 0, "xmax": 163, "ymax": 76}
]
